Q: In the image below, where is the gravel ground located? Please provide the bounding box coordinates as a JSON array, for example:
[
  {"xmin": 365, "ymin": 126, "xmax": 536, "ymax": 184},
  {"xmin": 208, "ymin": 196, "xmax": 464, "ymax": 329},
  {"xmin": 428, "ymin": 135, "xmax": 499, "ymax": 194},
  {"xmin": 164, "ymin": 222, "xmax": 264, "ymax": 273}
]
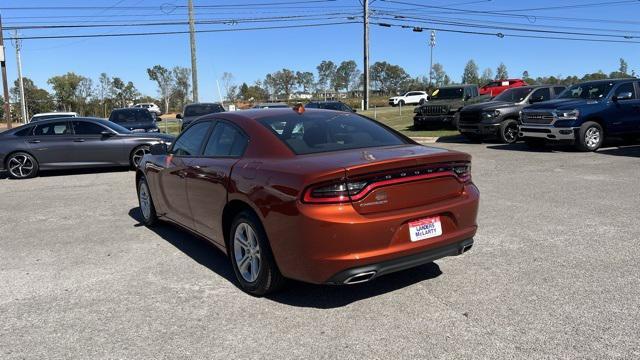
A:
[{"xmin": 1, "ymin": 140, "xmax": 639, "ymax": 359}]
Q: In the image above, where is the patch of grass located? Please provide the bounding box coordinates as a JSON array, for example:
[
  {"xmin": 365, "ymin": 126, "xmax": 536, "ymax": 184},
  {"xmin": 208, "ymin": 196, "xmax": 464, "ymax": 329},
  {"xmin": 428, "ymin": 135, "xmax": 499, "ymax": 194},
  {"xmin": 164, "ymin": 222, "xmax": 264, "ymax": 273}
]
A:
[
  {"xmin": 157, "ymin": 119, "xmax": 182, "ymax": 136},
  {"xmin": 359, "ymin": 106, "xmax": 459, "ymax": 138}
]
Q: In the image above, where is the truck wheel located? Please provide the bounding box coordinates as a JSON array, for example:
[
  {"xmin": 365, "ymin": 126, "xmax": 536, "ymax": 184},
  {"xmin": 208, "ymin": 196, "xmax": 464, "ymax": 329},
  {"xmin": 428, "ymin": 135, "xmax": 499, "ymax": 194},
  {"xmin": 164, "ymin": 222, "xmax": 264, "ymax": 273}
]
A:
[
  {"xmin": 524, "ymin": 138, "xmax": 546, "ymax": 149},
  {"xmin": 419, "ymin": 98, "xmax": 426, "ymax": 105},
  {"xmin": 499, "ymin": 119, "xmax": 519, "ymax": 144},
  {"xmin": 575, "ymin": 121, "xmax": 603, "ymax": 152}
]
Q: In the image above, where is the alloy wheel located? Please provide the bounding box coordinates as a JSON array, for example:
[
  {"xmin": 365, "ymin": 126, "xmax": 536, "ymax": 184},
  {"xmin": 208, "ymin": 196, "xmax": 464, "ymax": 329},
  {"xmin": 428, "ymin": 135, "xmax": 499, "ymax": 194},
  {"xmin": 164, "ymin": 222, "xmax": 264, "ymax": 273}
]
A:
[
  {"xmin": 585, "ymin": 127, "xmax": 601, "ymax": 149},
  {"xmin": 504, "ymin": 123, "xmax": 518, "ymax": 143},
  {"xmin": 132, "ymin": 145, "xmax": 150, "ymax": 167},
  {"xmin": 139, "ymin": 182, "xmax": 152, "ymax": 221},
  {"xmin": 7, "ymin": 154, "xmax": 35, "ymax": 179},
  {"xmin": 233, "ymin": 223, "xmax": 261, "ymax": 283}
]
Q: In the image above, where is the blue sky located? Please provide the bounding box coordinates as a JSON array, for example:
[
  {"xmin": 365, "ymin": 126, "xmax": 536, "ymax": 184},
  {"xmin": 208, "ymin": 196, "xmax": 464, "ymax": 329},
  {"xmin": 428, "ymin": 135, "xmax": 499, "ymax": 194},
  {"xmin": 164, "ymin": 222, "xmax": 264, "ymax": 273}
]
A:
[{"xmin": 2, "ymin": 0, "xmax": 640, "ymax": 101}]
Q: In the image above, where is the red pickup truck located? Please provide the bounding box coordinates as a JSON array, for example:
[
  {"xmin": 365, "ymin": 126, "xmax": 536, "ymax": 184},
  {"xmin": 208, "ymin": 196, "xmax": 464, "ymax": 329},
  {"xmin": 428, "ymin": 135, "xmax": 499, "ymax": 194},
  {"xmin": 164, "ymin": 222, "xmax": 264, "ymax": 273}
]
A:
[{"xmin": 480, "ymin": 79, "xmax": 528, "ymax": 97}]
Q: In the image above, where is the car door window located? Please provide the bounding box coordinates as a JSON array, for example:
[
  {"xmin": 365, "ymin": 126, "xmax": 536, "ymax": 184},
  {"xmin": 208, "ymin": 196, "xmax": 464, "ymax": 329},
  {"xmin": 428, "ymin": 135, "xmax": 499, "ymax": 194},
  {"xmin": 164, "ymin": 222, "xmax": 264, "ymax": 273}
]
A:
[
  {"xmin": 203, "ymin": 122, "xmax": 248, "ymax": 157},
  {"xmin": 171, "ymin": 122, "xmax": 211, "ymax": 156},
  {"xmin": 34, "ymin": 121, "xmax": 71, "ymax": 136},
  {"xmin": 615, "ymin": 83, "xmax": 635, "ymax": 98},
  {"xmin": 531, "ymin": 88, "xmax": 551, "ymax": 102},
  {"xmin": 72, "ymin": 121, "xmax": 107, "ymax": 135}
]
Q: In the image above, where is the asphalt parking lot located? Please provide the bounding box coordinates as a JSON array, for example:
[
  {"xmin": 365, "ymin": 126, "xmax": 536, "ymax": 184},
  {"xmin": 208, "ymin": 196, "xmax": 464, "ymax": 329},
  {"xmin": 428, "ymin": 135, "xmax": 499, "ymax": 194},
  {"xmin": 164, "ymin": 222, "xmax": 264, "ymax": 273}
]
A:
[{"xmin": 1, "ymin": 140, "xmax": 639, "ymax": 359}]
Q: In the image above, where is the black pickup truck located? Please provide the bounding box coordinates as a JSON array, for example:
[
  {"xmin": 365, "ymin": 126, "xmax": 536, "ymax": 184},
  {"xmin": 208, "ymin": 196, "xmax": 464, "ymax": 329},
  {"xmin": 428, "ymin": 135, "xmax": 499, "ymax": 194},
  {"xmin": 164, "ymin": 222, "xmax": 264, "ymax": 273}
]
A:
[
  {"xmin": 458, "ymin": 85, "xmax": 566, "ymax": 143},
  {"xmin": 413, "ymin": 85, "xmax": 490, "ymax": 129}
]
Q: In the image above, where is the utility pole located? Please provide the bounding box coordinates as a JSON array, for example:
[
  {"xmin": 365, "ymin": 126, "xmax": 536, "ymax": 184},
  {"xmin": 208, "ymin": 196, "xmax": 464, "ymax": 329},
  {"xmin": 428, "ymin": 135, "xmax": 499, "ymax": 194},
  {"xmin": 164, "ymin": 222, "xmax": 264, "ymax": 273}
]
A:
[
  {"xmin": 363, "ymin": 0, "xmax": 370, "ymax": 110},
  {"xmin": 188, "ymin": 0, "xmax": 199, "ymax": 102},
  {"xmin": 428, "ymin": 30, "xmax": 436, "ymax": 92},
  {"xmin": 12, "ymin": 30, "xmax": 27, "ymax": 124},
  {"xmin": 0, "ymin": 14, "xmax": 11, "ymax": 129}
]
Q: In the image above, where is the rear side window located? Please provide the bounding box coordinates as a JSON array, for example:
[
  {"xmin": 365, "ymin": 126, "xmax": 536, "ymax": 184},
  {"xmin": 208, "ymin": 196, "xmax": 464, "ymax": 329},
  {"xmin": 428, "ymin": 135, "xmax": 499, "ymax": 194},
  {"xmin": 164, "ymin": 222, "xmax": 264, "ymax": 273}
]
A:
[
  {"xmin": 531, "ymin": 88, "xmax": 551, "ymax": 102},
  {"xmin": 203, "ymin": 122, "xmax": 247, "ymax": 157},
  {"xmin": 615, "ymin": 83, "xmax": 635, "ymax": 98},
  {"xmin": 553, "ymin": 87, "xmax": 566, "ymax": 97},
  {"xmin": 260, "ymin": 112, "xmax": 406, "ymax": 155},
  {"xmin": 111, "ymin": 110, "xmax": 152, "ymax": 123},
  {"xmin": 73, "ymin": 121, "xmax": 107, "ymax": 135},
  {"xmin": 171, "ymin": 122, "xmax": 211, "ymax": 156},
  {"xmin": 34, "ymin": 121, "xmax": 70, "ymax": 136}
]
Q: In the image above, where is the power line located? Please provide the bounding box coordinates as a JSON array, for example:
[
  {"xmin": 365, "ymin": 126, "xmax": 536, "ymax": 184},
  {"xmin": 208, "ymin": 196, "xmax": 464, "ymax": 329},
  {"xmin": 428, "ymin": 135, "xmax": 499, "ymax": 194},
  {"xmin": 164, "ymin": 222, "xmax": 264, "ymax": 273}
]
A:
[
  {"xmin": 6, "ymin": 21, "xmax": 359, "ymax": 41},
  {"xmin": 0, "ymin": 1, "xmax": 337, "ymax": 11},
  {"xmin": 371, "ymin": 20, "xmax": 640, "ymax": 44}
]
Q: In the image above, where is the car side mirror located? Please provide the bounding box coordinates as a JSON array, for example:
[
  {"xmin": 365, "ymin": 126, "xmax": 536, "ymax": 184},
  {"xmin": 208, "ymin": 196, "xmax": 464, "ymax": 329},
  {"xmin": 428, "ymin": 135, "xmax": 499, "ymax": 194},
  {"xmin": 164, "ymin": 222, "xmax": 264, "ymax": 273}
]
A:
[
  {"xmin": 101, "ymin": 130, "xmax": 114, "ymax": 137},
  {"xmin": 613, "ymin": 92, "xmax": 633, "ymax": 101},
  {"xmin": 176, "ymin": 113, "xmax": 183, "ymax": 119},
  {"xmin": 150, "ymin": 142, "xmax": 169, "ymax": 155}
]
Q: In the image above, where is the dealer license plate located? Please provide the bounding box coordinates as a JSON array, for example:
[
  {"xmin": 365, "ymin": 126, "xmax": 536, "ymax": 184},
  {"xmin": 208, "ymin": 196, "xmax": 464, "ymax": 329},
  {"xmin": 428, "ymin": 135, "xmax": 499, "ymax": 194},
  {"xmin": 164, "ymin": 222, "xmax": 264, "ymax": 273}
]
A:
[{"xmin": 408, "ymin": 216, "xmax": 442, "ymax": 242}]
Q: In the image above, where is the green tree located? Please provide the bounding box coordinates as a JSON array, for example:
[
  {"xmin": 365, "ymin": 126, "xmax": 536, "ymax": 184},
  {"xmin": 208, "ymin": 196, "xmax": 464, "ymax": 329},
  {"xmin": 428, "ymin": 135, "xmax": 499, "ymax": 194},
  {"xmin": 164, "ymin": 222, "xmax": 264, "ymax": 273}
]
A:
[
  {"xmin": 335, "ymin": 60, "xmax": 360, "ymax": 94},
  {"xmin": 495, "ymin": 63, "xmax": 508, "ymax": 80},
  {"xmin": 295, "ymin": 71, "xmax": 315, "ymax": 94},
  {"xmin": 316, "ymin": 60, "xmax": 337, "ymax": 96},
  {"xmin": 370, "ymin": 61, "xmax": 410, "ymax": 95},
  {"xmin": 10, "ymin": 77, "xmax": 55, "ymax": 121},
  {"xmin": 47, "ymin": 72, "xmax": 84, "ymax": 111},
  {"xmin": 619, "ymin": 58, "xmax": 628, "ymax": 75},
  {"xmin": 480, "ymin": 68, "xmax": 493, "ymax": 85},
  {"xmin": 432, "ymin": 63, "xmax": 447, "ymax": 87},
  {"xmin": 147, "ymin": 65, "xmax": 174, "ymax": 113},
  {"xmin": 462, "ymin": 60, "xmax": 479, "ymax": 84},
  {"xmin": 172, "ymin": 66, "xmax": 191, "ymax": 110}
]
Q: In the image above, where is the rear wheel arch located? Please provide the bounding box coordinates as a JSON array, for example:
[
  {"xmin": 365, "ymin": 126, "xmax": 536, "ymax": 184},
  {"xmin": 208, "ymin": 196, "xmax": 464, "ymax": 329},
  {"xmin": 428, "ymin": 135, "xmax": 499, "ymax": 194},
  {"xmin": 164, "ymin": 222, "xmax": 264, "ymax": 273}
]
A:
[
  {"xmin": 4, "ymin": 149, "xmax": 38, "ymax": 165},
  {"xmin": 222, "ymin": 199, "xmax": 264, "ymax": 251}
]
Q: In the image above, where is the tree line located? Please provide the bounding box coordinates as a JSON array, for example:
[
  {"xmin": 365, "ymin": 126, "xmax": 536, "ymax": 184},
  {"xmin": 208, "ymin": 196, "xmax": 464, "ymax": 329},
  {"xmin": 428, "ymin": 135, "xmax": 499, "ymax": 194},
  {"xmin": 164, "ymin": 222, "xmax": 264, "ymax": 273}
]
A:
[{"xmin": 1, "ymin": 58, "xmax": 636, "ymax": 121}]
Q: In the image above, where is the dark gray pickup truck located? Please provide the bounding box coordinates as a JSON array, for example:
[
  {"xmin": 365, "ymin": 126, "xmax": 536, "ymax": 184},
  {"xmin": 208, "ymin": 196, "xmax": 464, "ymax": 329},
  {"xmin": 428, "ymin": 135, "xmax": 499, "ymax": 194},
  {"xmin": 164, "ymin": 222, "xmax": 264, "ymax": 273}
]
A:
[
  {"xmin": 457, "ymin": 85, "xmax": 566, "ymax": 143},
  {"xmin": 413, "ymin": 85, "xmax": 490, "ymax": 129}
]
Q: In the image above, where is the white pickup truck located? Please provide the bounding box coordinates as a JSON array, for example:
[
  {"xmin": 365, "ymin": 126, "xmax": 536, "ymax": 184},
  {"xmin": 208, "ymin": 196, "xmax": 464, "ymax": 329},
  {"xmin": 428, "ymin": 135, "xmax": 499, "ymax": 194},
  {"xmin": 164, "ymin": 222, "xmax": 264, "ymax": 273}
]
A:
[{"xmin": 388, "ymin": 91, "xmax": 429, "ymax": 107}]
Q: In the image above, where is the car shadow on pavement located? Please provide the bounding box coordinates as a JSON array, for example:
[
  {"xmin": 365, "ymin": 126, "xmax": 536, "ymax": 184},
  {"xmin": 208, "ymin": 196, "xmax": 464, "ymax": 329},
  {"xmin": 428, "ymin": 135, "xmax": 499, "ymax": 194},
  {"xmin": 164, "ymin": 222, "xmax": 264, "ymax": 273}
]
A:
[
  {"xmin": 39, "ymin": 167, "xmax": 131, "ymax": 178},
  {"xmin": 128, "ymin": 208, "xmax": 236, "ymax": 283},
  {"xmin": 596, "ymin": 144, "xmax": 640, "ymax": 158},
  {"xmin": 129, "ymin": 207, "xmax": 443, "ymax": 308}
]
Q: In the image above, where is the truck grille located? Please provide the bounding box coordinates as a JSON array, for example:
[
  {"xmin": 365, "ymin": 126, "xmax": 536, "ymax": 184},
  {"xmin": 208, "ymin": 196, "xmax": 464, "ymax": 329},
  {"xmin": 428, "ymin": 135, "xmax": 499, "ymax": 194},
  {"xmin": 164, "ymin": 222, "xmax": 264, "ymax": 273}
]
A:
[
  {"xmin": 459, "ymin": 112, "xmax": 480, "ymax": 124},
  {"xmin": 419, "ymin": 105, "xmax": 450, "ymax": 116},
  {"xmin": 522, "ymin": 111, "xmax": 554, "ymax": 125}
]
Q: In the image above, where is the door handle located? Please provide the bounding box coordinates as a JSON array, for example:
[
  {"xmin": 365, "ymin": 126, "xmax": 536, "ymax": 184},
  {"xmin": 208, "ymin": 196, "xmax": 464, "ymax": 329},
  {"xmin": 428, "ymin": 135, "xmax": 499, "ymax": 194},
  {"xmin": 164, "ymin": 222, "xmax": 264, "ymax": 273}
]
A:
[
  {"xmin": 73, "ymin": 139, "xmax": 86, "ymax": 142},
  {"xmin": 28, "ymin": 139, "xmax": 41, "ymax": 144}
]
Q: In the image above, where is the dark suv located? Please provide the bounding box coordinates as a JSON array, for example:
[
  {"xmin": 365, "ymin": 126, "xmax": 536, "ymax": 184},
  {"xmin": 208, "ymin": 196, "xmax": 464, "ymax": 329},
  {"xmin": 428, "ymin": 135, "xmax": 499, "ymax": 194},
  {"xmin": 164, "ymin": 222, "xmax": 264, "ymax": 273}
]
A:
[
  {"xmin": 177, "ymin": 103, "xmax": 225, "ymax": 131},
  {"xmin": 109, "ymin": 108, "xmax": 159, "ymax": 132},
  {"xmin": 520, "ymin": 79, "xmax": 640, "ymax": 151},
  {"xmin": 458, "ymin": 85, "xmax": 565, "ymax": 143},
  {"xmin": 413, "ymin": 84, "xmax": 489, "ymax": 129}
]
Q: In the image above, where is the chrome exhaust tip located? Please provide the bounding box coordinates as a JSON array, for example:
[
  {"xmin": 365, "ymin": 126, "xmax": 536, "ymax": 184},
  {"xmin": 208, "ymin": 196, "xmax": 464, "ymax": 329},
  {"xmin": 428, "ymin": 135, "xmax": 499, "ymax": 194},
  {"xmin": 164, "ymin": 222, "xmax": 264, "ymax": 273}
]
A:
[
  {"xmin": 343, "ymin": 271, "xmax": 377, "ymax": 285},
  {"xmin": 460, "ymin": 244, "xmax": 473, "ymax": 254}
]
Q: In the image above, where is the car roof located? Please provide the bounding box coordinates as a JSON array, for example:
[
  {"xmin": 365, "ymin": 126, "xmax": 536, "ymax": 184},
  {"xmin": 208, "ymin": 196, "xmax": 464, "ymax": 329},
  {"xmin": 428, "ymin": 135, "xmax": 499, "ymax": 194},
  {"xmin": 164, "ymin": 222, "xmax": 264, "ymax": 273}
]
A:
[
  {"xmin": 575, "ymin": 78, "xmax": 635, "ymax": 85},
  {"xmin": 32, "ymin": 112, "xmax": 77, "ymax": 117},
  {"xmin": 112, "ymin": 107, "xmax": 148, "ymax": 112},
  {"xmin": 185, "ymin": 102, "xmax": 223, "ymax": 107},
  {"xmin": 439, "ymin": 84, "xmax": 476, "ymax": 89}
]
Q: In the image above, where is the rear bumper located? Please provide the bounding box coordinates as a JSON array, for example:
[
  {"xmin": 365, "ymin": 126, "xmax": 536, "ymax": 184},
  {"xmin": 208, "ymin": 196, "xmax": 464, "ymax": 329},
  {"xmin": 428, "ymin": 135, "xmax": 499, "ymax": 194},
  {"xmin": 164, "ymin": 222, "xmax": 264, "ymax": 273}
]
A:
[
  {"xmin": 266, "ymin": 183, "xmax": 480, "ymax": 284},
  {"xmin": 519, "ymin": 125, "xmax": 578, "ymax": 141},
  {"xmin": 326, "ymin": 238, "xmax": 473, "ymax": 284}
]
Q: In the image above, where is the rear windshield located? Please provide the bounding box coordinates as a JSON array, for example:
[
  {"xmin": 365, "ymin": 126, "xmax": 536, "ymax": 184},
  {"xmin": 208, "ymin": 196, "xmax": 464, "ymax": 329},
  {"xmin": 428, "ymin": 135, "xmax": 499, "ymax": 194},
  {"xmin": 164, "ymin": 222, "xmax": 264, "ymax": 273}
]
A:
[
  {"xmin": 110, "ymin": 110, "xmax": 153, "ymax": 123},
  {"xmin": 494, "ymin": 87, "xmax": 534, "ymax": 102},
  {"xmin": 259, "ymin": 112, "xmax": 406, "ymax": 155},
  {"xmin": 184, "ymin": 104, "xmax": 224, "ymax": 117},
  {"xmin": 31, "ymin": 114, "xmax": 74, "ymax": 122}
]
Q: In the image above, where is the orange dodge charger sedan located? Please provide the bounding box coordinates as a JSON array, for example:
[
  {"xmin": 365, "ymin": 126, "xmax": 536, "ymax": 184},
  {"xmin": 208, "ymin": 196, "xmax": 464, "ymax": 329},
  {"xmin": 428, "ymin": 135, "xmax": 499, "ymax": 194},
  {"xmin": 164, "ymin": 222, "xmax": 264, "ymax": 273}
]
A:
[{"xmin": 136, "ymin": 107, "xmax": 479, "ymax": 296}]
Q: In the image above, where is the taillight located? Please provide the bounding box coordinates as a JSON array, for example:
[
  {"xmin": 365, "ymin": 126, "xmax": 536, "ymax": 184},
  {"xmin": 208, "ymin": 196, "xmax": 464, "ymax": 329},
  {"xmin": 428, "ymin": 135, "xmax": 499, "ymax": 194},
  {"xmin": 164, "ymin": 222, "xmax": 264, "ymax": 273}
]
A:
[
  {"xmin": 302, "ymin": 181, "xmax": 368, "ymax": 204},
  {"xmin": 453, "ymin": 163, "xmax": 472, "ymax": 183}
]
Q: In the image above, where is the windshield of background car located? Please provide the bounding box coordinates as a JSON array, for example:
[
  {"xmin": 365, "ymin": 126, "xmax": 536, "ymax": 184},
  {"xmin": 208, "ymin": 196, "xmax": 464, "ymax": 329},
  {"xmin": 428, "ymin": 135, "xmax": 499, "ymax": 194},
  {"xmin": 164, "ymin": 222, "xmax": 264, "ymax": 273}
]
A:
[
  {"xmin": 98, "ymin": 120, "xmax": 132, "ymax": 134},
  {"xmin": 559, "ymin": 82, "xmax": 614, "ymax": 100},
  {"xmin": 260, "ymin": 112, "xmax": 406, "ymax": 155},
  {"xmin": 184, "ymin": 104, "xmax": 224, "ymax": 117},
  {"xmin": 431, "ymin": 88, "xmax": 464, "ymax": 100},
  {"xmin": 494, "ymin": 87, "xmax": 534, "ymax": 102}
]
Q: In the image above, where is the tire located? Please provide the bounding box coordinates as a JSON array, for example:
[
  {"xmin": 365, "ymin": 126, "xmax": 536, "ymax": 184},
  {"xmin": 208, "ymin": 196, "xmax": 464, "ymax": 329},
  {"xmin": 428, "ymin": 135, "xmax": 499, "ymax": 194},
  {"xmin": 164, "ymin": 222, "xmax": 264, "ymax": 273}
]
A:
[
  {"xmin": 499, "ymin": 119, "xmax": 519, "ymax": 144},
  {"xmin": 229, "ymin": 210, "xmax": 286, "ymax": 296},
  {"xmin": 137, "ymin": 177, "xmax": 158, "ymax": 226},
  {"xmin": 462, "ymin": 133, "xmax": 483, "ymax": 143},
  {"xmin": 575, "ymin": 121, "xmax": 603, "ymax": 152},
  {"xmin": 130, "ymin": 145, "xmax": 151, "ymax": 169},
  {"xmin": 399, "ymin": 100, "xmax": 405, "ymax": 107},
  {"xmin": 419, "ymin": 98, "xmax": 426, "ymax": 105},
  {"xmin": 5, "ymin": 152, "xmax": 39, "ymax": 179},
  {"xmin": 524, "ymin": 138, "xmax": 546, "ymax": 149}
]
